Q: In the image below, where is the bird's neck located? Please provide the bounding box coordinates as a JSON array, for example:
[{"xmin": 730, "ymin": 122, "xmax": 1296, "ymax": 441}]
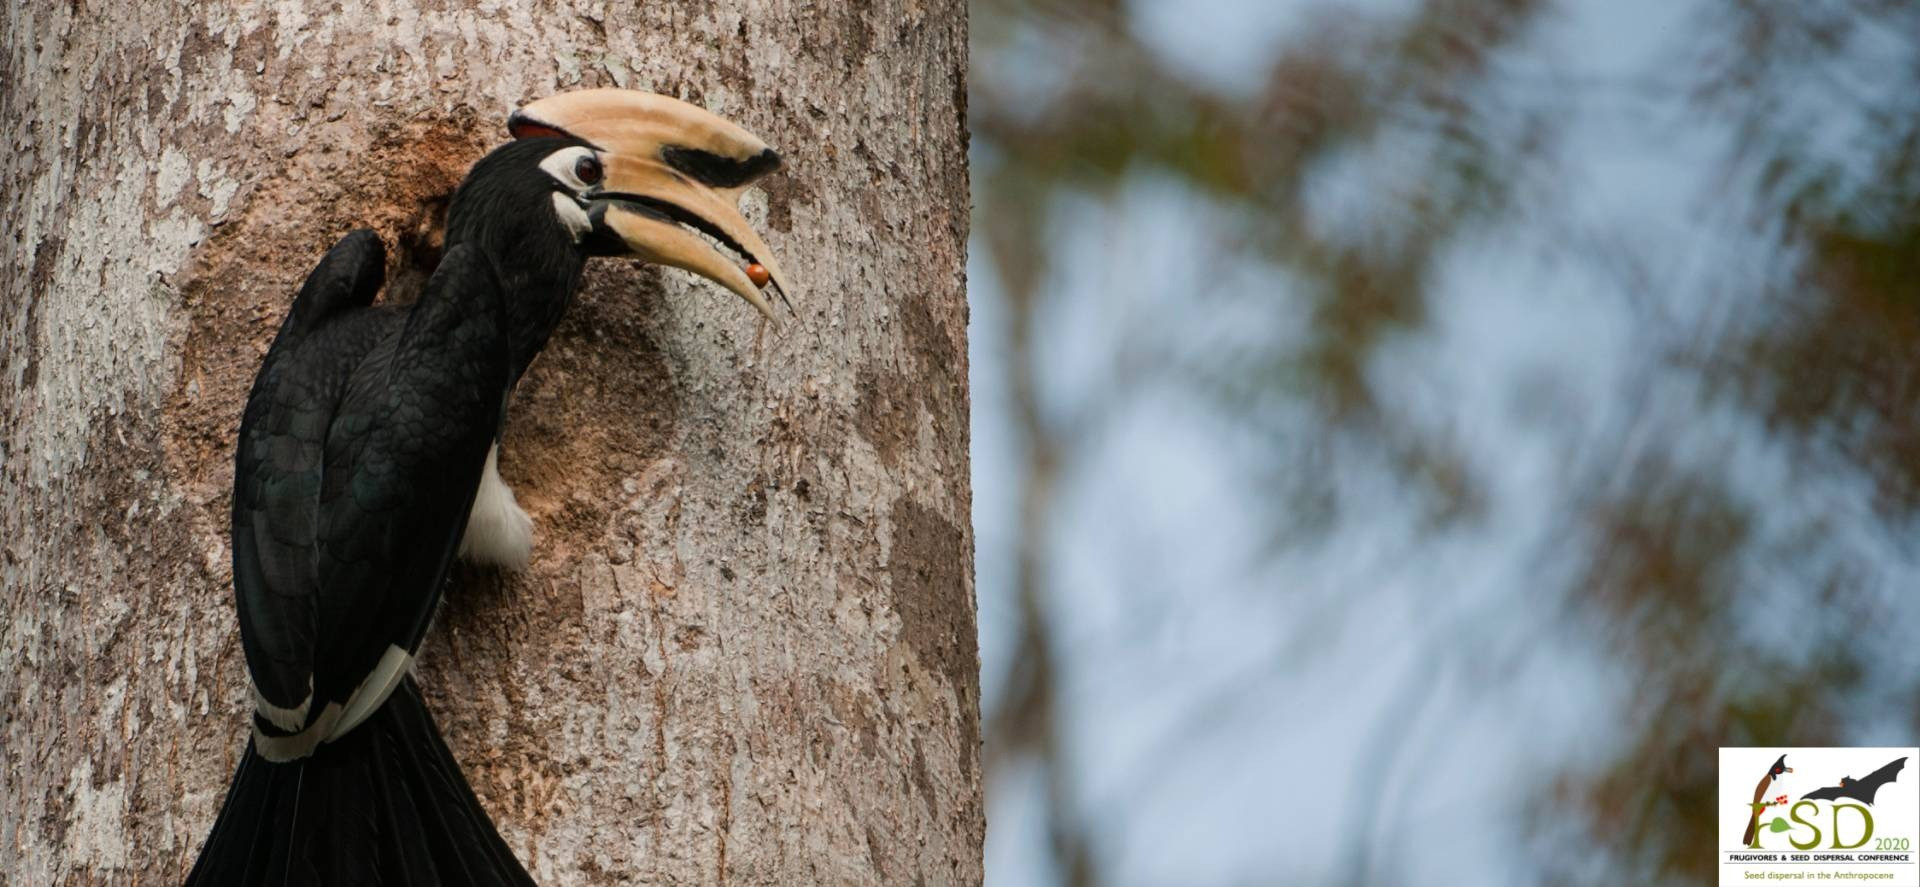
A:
[
  {"xmin": 497, "ymin": 258, "xmax": 585, "ymax": 384},
  {"xmin": 445, "ymin": 226, "xmax": 587, "ymax": 384}
]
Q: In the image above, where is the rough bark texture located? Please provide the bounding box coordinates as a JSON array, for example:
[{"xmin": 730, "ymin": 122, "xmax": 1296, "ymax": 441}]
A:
[{"xmin": 0, "ymin": 1, "xmax": 977, "ymax": 883}]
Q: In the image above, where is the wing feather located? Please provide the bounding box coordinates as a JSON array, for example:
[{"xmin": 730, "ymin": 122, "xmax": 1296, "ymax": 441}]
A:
[
  {"xmin": 234, "ymin": 230, "xmax": 388, "ymax": 718},
  {"xmin": 234, "ymin": 236, "xmax": 509, "ymax": 745},
  {"xmin": 307, "ymin": 244, "xmax": 510, "ymax": 721}
]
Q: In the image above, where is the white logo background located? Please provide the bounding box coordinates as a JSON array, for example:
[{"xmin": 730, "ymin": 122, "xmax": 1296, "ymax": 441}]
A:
[{"xmin": 1720, "ymin": 746, "xmax": 1920, "ymax": 887}]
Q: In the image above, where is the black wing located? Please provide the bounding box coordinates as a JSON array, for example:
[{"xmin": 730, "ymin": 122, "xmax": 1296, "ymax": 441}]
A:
[
  {"xmin": 1803, "ymin": 784, "xmax": 1851, "ymax": 803},
  {"xmin": 1801, "ymin": 757, "xmax": 1907, "ymax": 805},
  {"xmin": 281, "ymin": 229, "xmax": 387, "ymax": 338},
  {"xmin": 309, "ymin": 243, "xmax": 510, "ymax": 706},
  {"xmin": 233, "ymin": 240, "xmax": 509, "ymax": 750},
  {"xmin": 232, "ymin": 230, "xmax": 387, "ymax": 718},
  {"xmin": 1851, "ymin": 757, "xmax": 1908, "ymax": 804}
]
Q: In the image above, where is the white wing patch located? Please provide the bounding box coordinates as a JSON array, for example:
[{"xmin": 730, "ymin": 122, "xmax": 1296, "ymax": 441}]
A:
[
  {"xmin": 326, "ymin": 644, "xmax": 414, "ymax": 742},
  {"xmin": 252, "ymin": 645, "xmax": 416, "ymax": 762},
  {"xmin": 459, "ymin": 443, "xmax": 534, "ymax": 570},
  {"xmin": 253, "ymin": 700, "xmax": 342, "ymax": 763},
  {"xmin": 251, "ymin": 674, "xmax": 314, "ymax": 734}
]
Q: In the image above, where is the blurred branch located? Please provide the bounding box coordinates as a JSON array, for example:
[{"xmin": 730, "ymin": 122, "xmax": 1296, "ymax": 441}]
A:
[
  {"xmin": 978, "ymin": 1, "xmax": 1920, "ymax": 885},
  {"xmin": 983, "ymin": 178, "xmax": 1101, "ymax": 886}
]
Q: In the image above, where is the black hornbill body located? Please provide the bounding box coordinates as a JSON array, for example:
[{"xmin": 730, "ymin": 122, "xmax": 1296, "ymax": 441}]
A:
[{"xmin": 186, "ymin": 92, "xmax": 788, "ymax": 885}]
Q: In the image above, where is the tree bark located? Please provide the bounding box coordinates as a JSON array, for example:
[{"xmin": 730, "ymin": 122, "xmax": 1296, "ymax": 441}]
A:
[{"xmin": 0, "ymin": 1, "xmax": 977, "ymax": 883}]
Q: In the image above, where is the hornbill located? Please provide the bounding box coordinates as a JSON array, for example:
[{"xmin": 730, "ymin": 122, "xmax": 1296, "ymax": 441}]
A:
[{"xmin": 186, "ymin": 91, "xmax": 789, "ymax": 885}]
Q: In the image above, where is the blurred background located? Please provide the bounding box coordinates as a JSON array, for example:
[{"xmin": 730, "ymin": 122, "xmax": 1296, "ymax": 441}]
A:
[{"xmin": 966, "ymin": 0, "xmax": 1920, "ymax": 884}]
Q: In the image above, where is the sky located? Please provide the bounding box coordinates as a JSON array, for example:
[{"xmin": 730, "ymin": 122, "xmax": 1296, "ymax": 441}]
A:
[{"xmin": 971, "ymin": 0, "xmax": 1920, "ymax": 884}]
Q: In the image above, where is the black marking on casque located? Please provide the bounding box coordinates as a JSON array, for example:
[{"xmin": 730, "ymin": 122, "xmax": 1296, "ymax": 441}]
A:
[{"xmin": 662, "ymin": 145, "xmax": 781, "ymax": 189}]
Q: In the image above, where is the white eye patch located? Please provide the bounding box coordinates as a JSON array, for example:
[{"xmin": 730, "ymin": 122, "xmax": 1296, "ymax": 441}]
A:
[
  {"xmin": 539, "ymin": 146, "xmax": 603, "ymax": 194},
  {"xmin": 539, "ymin": 146, "xmax": 600, "ymax": 240}
]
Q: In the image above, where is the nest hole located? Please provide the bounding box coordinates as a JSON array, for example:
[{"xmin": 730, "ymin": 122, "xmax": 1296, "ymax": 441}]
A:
[{"xmin": 383, "ymin": 190, "xmax": 455, "ymax": 305}]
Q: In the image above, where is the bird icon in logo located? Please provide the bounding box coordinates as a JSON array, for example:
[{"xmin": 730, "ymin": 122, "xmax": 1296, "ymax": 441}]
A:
[{"xmin": 1744, "ymin": 754, "xmax": 1793, "ymax": 847}]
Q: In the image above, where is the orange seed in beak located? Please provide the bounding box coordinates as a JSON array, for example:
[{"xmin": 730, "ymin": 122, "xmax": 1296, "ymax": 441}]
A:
[{"xmin": 746, "ymin": 263, "xmax": 771, "ymax": 288}]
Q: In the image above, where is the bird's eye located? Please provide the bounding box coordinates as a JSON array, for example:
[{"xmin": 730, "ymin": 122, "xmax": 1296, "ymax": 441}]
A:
[{"xmin": 575, "ymin": 155, "xmax": 603, "ymax": 186}]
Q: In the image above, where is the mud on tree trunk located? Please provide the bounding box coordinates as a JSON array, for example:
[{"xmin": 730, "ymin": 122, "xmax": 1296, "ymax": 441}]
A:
[{"xmin": 0, "ymin": 1, "xmax": 977, "ymax": 883}]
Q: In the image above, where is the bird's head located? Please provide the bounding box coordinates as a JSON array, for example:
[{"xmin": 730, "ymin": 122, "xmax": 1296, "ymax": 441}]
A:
[
  {"xmin": 508, "ymin": 89, "xmax": 793, "ymax": 320},
  {"xmin": 444, "ymin": 136, "xmax": 609, "ymax": 261}
]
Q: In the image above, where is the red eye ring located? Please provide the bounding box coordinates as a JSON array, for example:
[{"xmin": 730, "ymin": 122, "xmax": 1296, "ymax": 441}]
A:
[{"xmin": 575, "ymin": 155, "xmax": 603, "ymax": 186}]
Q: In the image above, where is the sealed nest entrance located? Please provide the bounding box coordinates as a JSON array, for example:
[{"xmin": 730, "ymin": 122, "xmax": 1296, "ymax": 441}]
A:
[
  {"xmin": 161, "ymin": 108, "xmax": 683, "ymax": 566},
  {"xmin": 163, "ymin": 112, "xmax": 492, "ymax": 519}
]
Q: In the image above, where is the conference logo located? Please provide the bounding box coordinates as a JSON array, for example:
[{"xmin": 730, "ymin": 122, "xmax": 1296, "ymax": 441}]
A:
[{"xmin": 1720, "ymin": 747, "xmax": 1920, "ymax": 886}]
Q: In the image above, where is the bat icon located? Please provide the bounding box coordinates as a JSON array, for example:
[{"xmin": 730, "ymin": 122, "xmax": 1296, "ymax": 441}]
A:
[{"xmin": 1801, "ymin": 757, "xmax": 1907, "ymax": 806}]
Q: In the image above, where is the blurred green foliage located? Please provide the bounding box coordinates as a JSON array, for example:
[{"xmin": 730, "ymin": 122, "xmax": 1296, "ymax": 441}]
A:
[{"xmin": 975, "ymin": 0, "xmax": 1920, "ymax": 884}]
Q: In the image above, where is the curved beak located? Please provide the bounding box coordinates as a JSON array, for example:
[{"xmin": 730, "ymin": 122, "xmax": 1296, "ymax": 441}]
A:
[{"xmin": 509, "ymin": 89, "xmax": 794, "ymax": 321}]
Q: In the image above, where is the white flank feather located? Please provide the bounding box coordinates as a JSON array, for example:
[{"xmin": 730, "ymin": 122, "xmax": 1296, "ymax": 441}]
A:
[{"xmin": 459, "ymin": 444, "xmax": 533, "ymax": 570}]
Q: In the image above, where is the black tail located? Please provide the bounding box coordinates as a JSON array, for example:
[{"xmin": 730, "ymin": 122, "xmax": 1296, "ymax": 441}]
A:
[{"xmin": 186, "ymin": 675, "xmax": 534, "ymax": 886}]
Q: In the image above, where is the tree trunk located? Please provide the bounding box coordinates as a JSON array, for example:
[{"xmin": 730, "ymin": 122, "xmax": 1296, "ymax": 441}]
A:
[{"xmin": 0, "ymin": 1, "xmax": 977, "ymax": 883}]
